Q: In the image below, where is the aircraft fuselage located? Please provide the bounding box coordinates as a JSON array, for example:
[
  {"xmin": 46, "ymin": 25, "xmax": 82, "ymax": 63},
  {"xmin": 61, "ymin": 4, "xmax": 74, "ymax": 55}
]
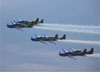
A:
[
  {"xmin": 59, "ymin": 51, "xmax": 85, "ymax": 57},
  {"xmin": 31, "ymin": 37, "xmax": 57, "ymax": 41}
]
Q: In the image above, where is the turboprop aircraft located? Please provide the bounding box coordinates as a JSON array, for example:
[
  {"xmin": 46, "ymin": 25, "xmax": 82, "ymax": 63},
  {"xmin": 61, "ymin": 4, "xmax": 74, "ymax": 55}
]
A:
[
  {"xmin": 59, "ymin": 48, "xmax": 94, "ymax": 59},
  {"xmin": 31, "ymin": 34, "xmax": 66, "ymax": 44},
  {"xmin": 7, "ymin": 18, "xmax": 43, "ymax": 31}
]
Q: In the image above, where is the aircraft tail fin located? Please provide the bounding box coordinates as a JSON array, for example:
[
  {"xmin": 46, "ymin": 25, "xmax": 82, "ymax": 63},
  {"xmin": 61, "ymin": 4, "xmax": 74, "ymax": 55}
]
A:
[
  {"xmin": 83, "ymin": 49, "xmax": 87, "ymax": 55},
  {"xmin": 61, "ymin": 34, "xmax": 66, "ymax": 40},
  {"xmin": 89, "ymin": 48, "xmax": 94, "ymax": 54},
  {"xmin": 40, "ymin": 19, "xmax": 44, "ymax": 23},
  {"xmin": 30, "ymin": 21, "xmax": 34, "ymax": 27},
  {"xmin": 54, "ymin": 34, "xmax": 58, "ymax": 40},
  {"xmin": 35, "ymin": 18, "xmax": 39, "ymax": 24}
]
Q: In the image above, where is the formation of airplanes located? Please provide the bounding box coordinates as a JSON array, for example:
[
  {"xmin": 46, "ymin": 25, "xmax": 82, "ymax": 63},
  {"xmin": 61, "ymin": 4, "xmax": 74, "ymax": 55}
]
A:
[
  {"xmin": 7, "ymin": 18, "xmax": 94, "ymax": 59},
  {"xmin": 7, "ymin": 18, "xmax": 43, "ymax": 31}
]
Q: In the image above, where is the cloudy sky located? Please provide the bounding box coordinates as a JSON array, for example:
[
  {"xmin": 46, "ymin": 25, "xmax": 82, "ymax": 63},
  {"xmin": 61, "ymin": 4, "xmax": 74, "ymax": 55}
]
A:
[{"xmin": 0, "ymin": 0, "xmax": 100, "ymax": 72}]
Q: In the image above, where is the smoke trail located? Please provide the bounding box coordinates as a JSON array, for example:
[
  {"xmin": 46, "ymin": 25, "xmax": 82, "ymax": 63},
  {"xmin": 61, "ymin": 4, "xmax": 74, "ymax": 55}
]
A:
[
  {"xmin": 58, "ymin": 40, "xmax": 100, "ymax": 45},
  {"xmin": 86, "ymin": 53, "xmax": 100, "ymax": 58},
  {"xmin": 38, "ymin": 23, "xmax": 100, "ymax": 32},
  {"xmin": 34, "ymin": 26, "xmax": 99, "ymax": 34},
  {"xmin": 38, "ymin": 23, "xmax": 99, "ymax": 29}
]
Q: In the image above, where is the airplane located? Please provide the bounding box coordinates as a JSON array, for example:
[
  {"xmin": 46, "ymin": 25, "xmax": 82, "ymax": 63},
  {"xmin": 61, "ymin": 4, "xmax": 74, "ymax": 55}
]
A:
[
  {"xmin": 59, "ymin": 48, "xmax": 94, "ymax": 59},
  {"xmin": 31, "ymin": 34, "xmax": 66, "ymax": 44},
  {"xmin": 7, "ymin": 18, "xmax": 43, "ymax": 31}
]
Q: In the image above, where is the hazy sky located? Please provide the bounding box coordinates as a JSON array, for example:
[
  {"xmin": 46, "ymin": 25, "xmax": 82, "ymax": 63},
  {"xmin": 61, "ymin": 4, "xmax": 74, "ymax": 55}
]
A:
[{"xmin": 0, "ymin": 0, "xmax": 100, "ymax": 72}]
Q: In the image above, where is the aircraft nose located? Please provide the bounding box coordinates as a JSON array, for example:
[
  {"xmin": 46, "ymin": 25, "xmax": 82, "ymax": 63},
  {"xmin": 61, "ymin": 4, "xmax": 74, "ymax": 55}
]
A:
[
  {"xmin": 31, "ymin": 37, "xmax": 34, "ymax": 41},
  {"xmin": 31, "ymin": 38, "xmax": 33, "ymax": 40},
  {"xmin": 7, "ymin": 24, "xmax": 14, "ymax": 28},
  {"xmin": 59, "ymin": 52, "xmax": 62, "ymax": 56},
  {"xmin": 7, "ymin": 24, "xmax": 10, "ymax": 27}
]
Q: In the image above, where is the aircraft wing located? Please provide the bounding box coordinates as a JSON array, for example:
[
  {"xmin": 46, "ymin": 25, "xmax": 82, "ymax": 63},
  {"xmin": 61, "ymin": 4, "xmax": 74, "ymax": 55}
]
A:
[
  {"xmin": 49, "ymin": 40, "xmax": 56, "ymax": 44},
  {"xmin": 40, "ymin": 40, "xmax": 47, "ymax": 44},
  {"xmin": 16, "ymin": 27, "xmax": 23, "ymax": 31},
  {"xmin": 68, "ymin": 55, "xmax": 75, "ymax": 58},
  {"xmin": 68, "ymin": 54, "xmax": 76, "ymax": 60}
]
